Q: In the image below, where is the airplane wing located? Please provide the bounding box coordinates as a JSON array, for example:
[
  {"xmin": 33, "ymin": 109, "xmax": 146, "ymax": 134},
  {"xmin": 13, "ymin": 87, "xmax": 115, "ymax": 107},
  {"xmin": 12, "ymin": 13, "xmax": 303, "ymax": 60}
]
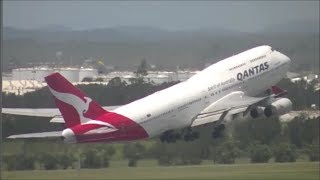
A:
[
  {"xmin": 2, "ymin": 106, "xmax": 121, "ymax": 123},
  {"xmin": 7, "ymin": 131, "xmax": 62, "ymax": 139},
  {"xmin": 191, "ymin": 91, "xmax": 269, "ymax": 127}
]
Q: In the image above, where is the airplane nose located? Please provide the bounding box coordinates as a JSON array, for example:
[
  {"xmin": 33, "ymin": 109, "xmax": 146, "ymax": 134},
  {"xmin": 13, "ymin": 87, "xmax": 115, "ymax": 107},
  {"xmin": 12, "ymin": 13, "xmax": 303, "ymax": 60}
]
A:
[
  {"xmin": 275, "ymin": 50, "xmax": 291, "ymax": 65},
  {"xmin": 280, "ymin": 52, "xmax": 291, "ymax": 64},
  {"xmin": 62, "ymin": 128, "xmax": 76, "ymax": 143}
]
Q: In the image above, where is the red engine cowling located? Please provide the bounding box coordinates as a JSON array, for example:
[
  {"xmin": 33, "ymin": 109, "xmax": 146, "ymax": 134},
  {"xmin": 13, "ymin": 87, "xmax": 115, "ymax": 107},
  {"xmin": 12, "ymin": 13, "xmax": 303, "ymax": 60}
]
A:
[{"xmin": 264, "ymin": 98, "xmax": 292, "ymax": 117}]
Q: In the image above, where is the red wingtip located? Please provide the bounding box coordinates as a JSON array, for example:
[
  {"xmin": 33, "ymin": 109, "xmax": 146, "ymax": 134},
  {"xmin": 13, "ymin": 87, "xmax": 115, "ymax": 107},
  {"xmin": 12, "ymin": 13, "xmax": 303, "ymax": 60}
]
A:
[
  {"xmin": 271, "ymin": 86, "xmax": 284, "ymax": 94},
  {"xmin": 271, "ymin": 86, "xmax": 288, "ymax": 97}
]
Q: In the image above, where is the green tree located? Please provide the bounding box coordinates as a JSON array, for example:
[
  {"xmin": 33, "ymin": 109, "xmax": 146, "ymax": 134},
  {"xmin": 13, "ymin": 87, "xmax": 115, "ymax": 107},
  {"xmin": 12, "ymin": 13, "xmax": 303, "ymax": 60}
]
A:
[
  {"xmin": 306, "ymin": 144, "xmax": 319, "ymax": 162},
  {"xmin": 286, "ymin": 116, "xmax": 305, "ymax": 148},
  {"xmin": 135, "ymin": 58, "xmax": 148, "ymax": 77},
  {"xmin": 123, "ymin": 143, "xmax": 146, "ymax": 167},
  {"xmin": 82, "ymin": 77, "xmax": 93, "ymax": 82},
  {"xmin": 56, "ymin": 153, "xmax": 75, "ymax": 169},
  {"xmin": 286, "ymin": 117, "xmax": 319, "ymax": 148},
  {"xmin": 95, "ymin": 145, "xmax": 115, "ymax": 168},
  {"xmin": 3, "ymin": 154, "xmax": 35, "ymax": 171},
  {"xmin": 249, "ymin": 142, "xmax": 272, "ymax": 163},
  {"xmin": 277, "ymin": 78, "xmax": 320, "ymax": 109},
  {"xmin": 95, "ymin": 77, "xmax": 104, "ymax": 82},
  {"xmin": 213, "ymin": 139, "xmax": 240, "ymax": 164},
  {"xmin": 38, "ymin": 153, "xmax": 59, "ymax": 170},
  {"xmin": 82, "ymin": 149, "xmax": 101, "ymax": 169},
  {"xmin": 273, "ymin": 143, "xmax": 297, "ymax": 163},
  {"xmin": 234, "ymin": 117, "xmax": 281, "ymax": 147},
  {"xmin": 150, "ymin": 141, "xmax": 175, "ymax": 166}
]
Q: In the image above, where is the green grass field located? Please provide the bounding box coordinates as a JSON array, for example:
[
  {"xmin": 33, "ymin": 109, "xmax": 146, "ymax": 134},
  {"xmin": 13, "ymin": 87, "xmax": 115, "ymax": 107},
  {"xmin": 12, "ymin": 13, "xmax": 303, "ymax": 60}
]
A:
[{"xmin": 2, "ymin": 162, "xmax": 319, "ymax": 180}]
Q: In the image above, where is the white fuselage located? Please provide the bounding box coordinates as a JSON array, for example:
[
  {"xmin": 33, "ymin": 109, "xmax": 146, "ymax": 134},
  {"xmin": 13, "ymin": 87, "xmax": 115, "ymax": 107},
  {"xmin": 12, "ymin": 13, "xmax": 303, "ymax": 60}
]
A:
[{"xmin": 113, "ymin": 45, "xmax": 291, "ymax": 138}]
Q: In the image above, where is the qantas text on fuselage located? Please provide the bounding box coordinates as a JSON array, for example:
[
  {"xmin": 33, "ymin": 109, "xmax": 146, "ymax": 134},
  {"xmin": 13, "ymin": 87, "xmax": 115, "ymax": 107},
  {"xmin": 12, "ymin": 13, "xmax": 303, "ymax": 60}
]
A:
[{"xmin": 236, "ymin": 62, "xmax": 269, "ymax": 81}]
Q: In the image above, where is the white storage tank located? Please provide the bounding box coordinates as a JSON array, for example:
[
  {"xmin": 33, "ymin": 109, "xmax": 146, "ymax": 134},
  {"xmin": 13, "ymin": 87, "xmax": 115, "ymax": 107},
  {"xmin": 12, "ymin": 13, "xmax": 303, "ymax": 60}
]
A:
[
  {"xmin": 55, "ymin": 68, "xmax": 80, "ymax": 82},
  {"xmin": 34, "ymin": 68, "xmax": 54, "ymax": 82},
  {"xmin": 79, "ymin": 68, "xmax": 98, "ymax": 82},
  {"xmin": 12, "ymin": 68, "xmax": 54, "ymax": 82},
  {"xmin": 12, "ymin": 68, "xmax": 34, "ymax": 81},
  {"xmin": 177, "ymin": 71, "xmax": 198, "ymax": 81}
]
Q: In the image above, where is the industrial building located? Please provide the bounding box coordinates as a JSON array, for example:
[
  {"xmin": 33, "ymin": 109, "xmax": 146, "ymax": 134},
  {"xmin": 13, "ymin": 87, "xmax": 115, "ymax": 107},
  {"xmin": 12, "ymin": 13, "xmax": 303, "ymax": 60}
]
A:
[
  {"xmin": 101, "ymin": 71, "xmax": 198, "ymax": 84},
  {"xmin": 12, "ymin": 67, "xmax": 98, "ymax": 82},
  {"xmin": 3, "ymin": 67, "xmax": 199, "ymax": 95},
  {"xmin": 2, "ymin": 80, "xmax": 109, "ymax": 95}
]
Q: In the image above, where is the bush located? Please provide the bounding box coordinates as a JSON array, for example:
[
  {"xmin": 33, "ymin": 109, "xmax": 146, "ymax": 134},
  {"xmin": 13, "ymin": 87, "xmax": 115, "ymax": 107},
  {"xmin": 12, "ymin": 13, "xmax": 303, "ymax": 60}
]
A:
[
  {"xmin": 2, "ymin": 155, "xmax": 15, "ymax": 171},
  {"xmin": 82, "ymin": 77, "xmax": 93, "ymax": 82},
  {"xmin": 38, "ymin": 153, "xmax": 59, "ymax": 170},
  {"xmin": 157, "ymin": 155, "xmax": 174, "ymax": 166},
  {"xmin": 249, "ymin": 143, "xmax": 272, "ymax": 163},
  {"xmin": 177, "ymin": 157, "xmax": 202, "ymax": 165},
  {"xmin": 123, "ymin": 143, "xmax": 146, "ymax": 167},
  {"xmin": 150, "ymin": 140, "xmax": 203, "ymax": 166},
  {"xmin": 57, "ymin": 153, "xmax": 75, "ymax": 169},
  {"xmin": 128, "ymin": 159, "xmax": 138, "ymax": 167},
  {"xmin": 213, "ymin": 139, "xmax": 240, "ymax": 164},
  {"xmin": 80, "ymin": 148, "xmax": 111, "ymax": 169},
  {"xmin": 3, "ymin": 154, "xmax": 35, "ymax": 171},
  {"xmin": 82, "ymin": 149, "xmax": 100, "ymax": 169},
  {"xmin": 273, "ymin": 143, "xmax": 297, "ymax": 163},
  {"xmin": 306, "ymin": 144, "xmax": 319, "ymax": 162}
]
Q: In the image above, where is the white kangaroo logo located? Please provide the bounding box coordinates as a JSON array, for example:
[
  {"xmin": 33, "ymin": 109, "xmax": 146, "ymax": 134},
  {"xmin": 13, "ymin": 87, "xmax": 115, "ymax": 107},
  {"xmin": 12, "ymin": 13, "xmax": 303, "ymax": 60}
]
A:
[{"xmin": 48, "ymin": 86, "xmax": 116, "ymax": 129}]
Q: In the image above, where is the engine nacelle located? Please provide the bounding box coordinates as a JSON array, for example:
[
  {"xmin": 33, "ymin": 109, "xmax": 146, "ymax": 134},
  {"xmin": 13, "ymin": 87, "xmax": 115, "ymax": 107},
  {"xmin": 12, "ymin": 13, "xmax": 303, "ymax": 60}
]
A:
[
  {"xmin": 250, "ymin": 106, "xmax": 265, "ymax": 119},
  {"xmin": 62, "ymin": 128, "xmax": 76, "ymax": 143},
  {"xmin": 264, "ymin": 98, "xmax": 292, "ymax": 117}
]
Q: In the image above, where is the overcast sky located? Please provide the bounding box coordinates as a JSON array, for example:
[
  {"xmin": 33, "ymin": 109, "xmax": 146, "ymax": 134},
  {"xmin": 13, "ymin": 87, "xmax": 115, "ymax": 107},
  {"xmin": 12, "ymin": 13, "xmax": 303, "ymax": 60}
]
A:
[{"xmin": 3, "ymin": 1, "xmax": 319, "ymax": 32}]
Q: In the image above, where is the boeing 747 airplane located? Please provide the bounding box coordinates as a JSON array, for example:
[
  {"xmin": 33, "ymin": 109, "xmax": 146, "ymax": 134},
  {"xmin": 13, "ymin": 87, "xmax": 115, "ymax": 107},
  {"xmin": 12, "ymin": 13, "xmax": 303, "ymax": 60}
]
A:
[{"xmin": 3, "ymin": 45, "xmax": 292, "ymax": 143}]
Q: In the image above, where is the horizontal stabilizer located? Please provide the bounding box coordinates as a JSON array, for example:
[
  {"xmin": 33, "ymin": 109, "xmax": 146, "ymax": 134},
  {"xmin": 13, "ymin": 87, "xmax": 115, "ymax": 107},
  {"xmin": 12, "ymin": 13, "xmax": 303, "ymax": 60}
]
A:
[
  {"xmin": 7, "ymin": 131, "xmax": 62, "ymax": 139},
  {"xmin": 2, "ymin": 108, "xmax": 59, "ymax": 117},
  {"xmin": 50, "ymin": 117, "xmax": 65, "ymax": 123},
  {"xmin": 2, "ymin": 106, "xmax": 120, "ymax": 119}
]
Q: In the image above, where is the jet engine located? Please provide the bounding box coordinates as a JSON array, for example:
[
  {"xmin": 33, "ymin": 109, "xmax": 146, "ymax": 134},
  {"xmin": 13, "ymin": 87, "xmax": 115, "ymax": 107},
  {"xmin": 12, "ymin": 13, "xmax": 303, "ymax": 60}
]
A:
[
  {"xmin": 264, "ymin": 98, "xmax": 292, "ymax": 117},
  {"xmin": 250, "ymin": 106, "xmax": 265, "ymax": 119}
]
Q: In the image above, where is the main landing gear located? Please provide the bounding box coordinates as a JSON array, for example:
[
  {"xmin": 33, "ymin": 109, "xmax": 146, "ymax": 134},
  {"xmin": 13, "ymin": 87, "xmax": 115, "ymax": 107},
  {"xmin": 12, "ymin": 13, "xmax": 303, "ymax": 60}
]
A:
[
  {"xmin": 211, "ymin": 124, "xmax": 225, "ymax": 139},
  {"xmin": 160, "ymin": 128, "xmax": 199, "ymax": 143},
  {"xmin": 182, "ymin": 128, "xmax": 199, "ymax": 142},
  {"xmin": 160, "ymin": 130, "xmax": 181, "ymax": 143}
]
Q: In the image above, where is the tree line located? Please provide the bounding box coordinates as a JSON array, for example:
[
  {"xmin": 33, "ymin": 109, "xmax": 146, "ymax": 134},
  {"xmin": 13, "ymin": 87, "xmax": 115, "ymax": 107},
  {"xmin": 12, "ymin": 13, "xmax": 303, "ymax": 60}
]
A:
[{"xmin": 1, "ymin": 76, "xmax": 319, "ymax": 171}]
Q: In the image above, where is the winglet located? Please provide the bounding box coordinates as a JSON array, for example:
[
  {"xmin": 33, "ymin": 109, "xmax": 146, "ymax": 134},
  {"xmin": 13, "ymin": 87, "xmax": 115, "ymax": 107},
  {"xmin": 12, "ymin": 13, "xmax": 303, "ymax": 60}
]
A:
[{"xmin": 271, "ymin": 86, "xmax": 288, "ymax": 97}]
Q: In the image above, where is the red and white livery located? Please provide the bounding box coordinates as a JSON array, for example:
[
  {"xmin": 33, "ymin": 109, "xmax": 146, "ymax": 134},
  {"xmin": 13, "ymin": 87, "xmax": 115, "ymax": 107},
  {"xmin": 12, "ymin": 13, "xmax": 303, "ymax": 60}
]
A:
[{"xmin": 4, "ymin": 45, "xmax": 292, "ymax": 143}]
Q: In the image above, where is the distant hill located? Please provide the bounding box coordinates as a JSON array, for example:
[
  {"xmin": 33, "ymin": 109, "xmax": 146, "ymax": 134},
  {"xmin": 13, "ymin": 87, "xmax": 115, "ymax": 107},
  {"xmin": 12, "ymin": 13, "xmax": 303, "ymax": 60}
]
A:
[
  {"xmin": 2, "ymin": 21, "xmax": 319, "ymax": 73},
  {"xmin": 3, "ymin": 19, "xmax": 318, "ymax": 42},
  {"xmin": 258, "ymin": 20, "xmax": 319, "ymax": 34},
  {"xmin": 33, "ymin": 25, "xmax": 74, "ymax": 32},
  {"xmin": 3, "ymin": 26, "xmax": 247, "ymax": 42}
]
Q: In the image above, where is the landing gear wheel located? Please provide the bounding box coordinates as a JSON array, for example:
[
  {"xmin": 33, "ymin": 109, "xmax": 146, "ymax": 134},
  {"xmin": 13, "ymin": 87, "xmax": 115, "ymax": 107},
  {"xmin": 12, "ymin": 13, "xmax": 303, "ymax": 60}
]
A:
[
  {"xmin": 212, "ymin": 124, "xmax": 225, "ymax": 139},
  {"xmin": 160, "ymin": 130, "xmax": 181, "ymax": 143},
  {"xmin": 183, "ymin": 130, "xmax": 199, "ymax": 142}
]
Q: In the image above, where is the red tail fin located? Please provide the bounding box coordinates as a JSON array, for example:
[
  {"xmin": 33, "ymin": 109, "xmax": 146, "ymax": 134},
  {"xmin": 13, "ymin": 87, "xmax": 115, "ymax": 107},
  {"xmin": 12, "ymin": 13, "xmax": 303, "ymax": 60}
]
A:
[{"xmin": 45, "ymin": 73, "xmax": 107, "ymax": 128}]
